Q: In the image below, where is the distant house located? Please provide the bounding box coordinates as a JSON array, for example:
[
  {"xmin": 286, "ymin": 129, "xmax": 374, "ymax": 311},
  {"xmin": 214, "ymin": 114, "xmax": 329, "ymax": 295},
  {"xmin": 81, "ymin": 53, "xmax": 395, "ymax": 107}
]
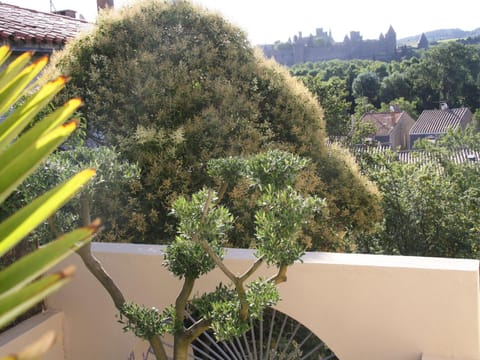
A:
[
  {"xmin": 409, "ymin": 105, "xmax": 473, "ymax": 148},
  {"xmin": 0, "ymin": 3, "xmax": 91, "ymax": 55},
  {"xmin": 359, "ymin": 110, "xmax": 416, "ymax": 149}
]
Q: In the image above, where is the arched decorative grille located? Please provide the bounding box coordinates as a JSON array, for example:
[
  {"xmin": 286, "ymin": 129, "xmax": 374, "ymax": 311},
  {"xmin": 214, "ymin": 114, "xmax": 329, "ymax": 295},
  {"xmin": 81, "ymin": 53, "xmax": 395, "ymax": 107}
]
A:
[{"xmin": 189, "ymin": 307, "xmax": 338, "ymax": 360}]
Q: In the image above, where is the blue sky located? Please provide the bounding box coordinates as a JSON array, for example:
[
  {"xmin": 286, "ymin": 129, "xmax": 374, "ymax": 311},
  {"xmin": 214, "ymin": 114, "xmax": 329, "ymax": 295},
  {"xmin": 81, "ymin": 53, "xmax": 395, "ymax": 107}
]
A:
[{"xmin": 4, "ymin": 0, "xmax": 480, "ymax": 45}]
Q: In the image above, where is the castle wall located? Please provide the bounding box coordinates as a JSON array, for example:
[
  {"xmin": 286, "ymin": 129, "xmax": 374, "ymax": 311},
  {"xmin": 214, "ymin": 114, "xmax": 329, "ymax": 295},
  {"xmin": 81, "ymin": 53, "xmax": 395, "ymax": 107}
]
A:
[{"xmin": 261, "ymin": 27, "xmax": 397, "ymax": 66}]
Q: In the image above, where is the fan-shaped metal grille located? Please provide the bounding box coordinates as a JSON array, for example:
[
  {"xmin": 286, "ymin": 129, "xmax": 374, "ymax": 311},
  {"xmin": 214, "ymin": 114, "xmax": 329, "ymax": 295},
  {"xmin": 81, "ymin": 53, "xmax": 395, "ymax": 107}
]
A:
[{"xmin": 189, "ymin": 307, "xmax": 338, "ymax": 360}]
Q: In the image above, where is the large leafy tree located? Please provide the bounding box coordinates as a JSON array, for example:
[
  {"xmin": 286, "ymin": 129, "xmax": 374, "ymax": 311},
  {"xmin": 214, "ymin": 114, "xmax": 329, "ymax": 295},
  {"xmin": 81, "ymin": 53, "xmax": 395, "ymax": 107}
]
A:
[
  {"xmin": 407, "ymin": 42, "xmax": 480, "ymax": 109},
  {"xmin": 379, "ymin": 72, "xmax": 412, "ymax": 105},
  {"xmin": 303, "ymin": 75, "xmax": 351, "ymax": 137},
  {"xmin": 352, "ymin": 71, "xmax": 380, "ymax": 106},
  {"xmin": 48, "ymin": 0, "xmax": 381, "ymax": 249},
  {"xmin": 378, "ymin": 97, "xmax": 419, "ymax": 118}
]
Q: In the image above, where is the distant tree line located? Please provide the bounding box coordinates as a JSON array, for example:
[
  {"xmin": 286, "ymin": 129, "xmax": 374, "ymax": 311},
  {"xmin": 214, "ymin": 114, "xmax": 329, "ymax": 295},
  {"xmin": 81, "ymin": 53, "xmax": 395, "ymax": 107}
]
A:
[{"xmin": 291, "ymin": 42, "xmax": 480, "ymax": 138}]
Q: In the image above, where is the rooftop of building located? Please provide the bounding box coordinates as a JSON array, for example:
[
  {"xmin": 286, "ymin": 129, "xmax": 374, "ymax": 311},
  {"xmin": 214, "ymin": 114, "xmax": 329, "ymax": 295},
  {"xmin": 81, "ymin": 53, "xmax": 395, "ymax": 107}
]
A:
[
  {"xmin": 0, "ymin": 2, "xmax": 91, "ymax": 48},
  {"xmin": 410, "ymin": 107, "xmax": 473, "ymax": 135}
]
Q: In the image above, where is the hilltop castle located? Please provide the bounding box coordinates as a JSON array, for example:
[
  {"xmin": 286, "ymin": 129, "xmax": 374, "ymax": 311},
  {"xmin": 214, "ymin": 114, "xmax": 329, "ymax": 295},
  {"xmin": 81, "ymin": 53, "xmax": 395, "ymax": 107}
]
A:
[{"xmin": 260, "ymin": 26, "xmax": 397, "ymax": 66}]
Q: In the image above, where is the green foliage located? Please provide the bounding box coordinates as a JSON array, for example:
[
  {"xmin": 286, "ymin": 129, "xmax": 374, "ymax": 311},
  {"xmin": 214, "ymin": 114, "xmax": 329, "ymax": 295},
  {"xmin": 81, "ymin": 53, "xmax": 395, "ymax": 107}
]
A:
[
  {"xmin": 292, "ymin": 43, "xmax": 480, "ymax": 130},
  {"xmin": 302, "ymin": 76, "xmax": 351, "ymax": 137},
  {"xmin": 164, "ymin": 190, "xmax": 230, "ymax": 279},
  {"xmin": 49, "ymin": 0, "xmax": 381, "ymax": 250},
  {"xmin": 358, "ymin": 131, "xmax": 480, "ymax": 257},
  {"xmin": 255, "ymin": 186, "xmax": 324, "ymax": 266},
  {"xmin": 245, "ymin": 280, "xmax": 280, "ymax": 318},
  {"xmin": 245, "ymin": 149, "xmax": 309, "ymax": 190},
  {"xmin": 410, "ymin": 42, "xmax": 480, "ymax": 108},
  {"xmin": 352, "ymin": 71, "xmax": 380, "ymax": 105},
  {"xmin": 190, "ymin": 284, "xmax": 248, "ymax": 340},
  {"xmin": 0, "ymin": 45, "xmax": 98, "ymax": 344},
  {"xmin": 379, "ymin": 72, "xmax": 411, "ymax": 104},
  {"xmin": 119, "ymin": 150, "xmax": 321, "ymax": 355},
  {"xmin": 119, "ymin": 303, "xmax": 174, "ymax": 340},
  {"xmin": 349, "ymin": 119, "xmax": 377, "ymax": 146},
  {"xmin": 474, "ymin": 109, "xmax": 480, "ymax": 132},
  {"xmin": 1, "ymin": 146, "xmax": 140, "ymax": 245},
  {"xmin": 378, "ymin": 97, "xmax": 420, "ymax": 118},
  {"xmin": 192, "ymin": 280, "xmax": 280, "ymax": 341},
  {"xmin": 194, "ymin": 284, "xmax": 250, "ymax": 340}
]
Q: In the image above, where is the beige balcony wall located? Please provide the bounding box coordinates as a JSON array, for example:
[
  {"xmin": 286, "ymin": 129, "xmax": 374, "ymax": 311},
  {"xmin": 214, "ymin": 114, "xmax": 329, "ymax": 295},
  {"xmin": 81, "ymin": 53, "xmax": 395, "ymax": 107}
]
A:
[
  {"xmin": 0, "ymin": 311, "xmax": 65, "ymax": 359},
  {"xmin": 46, "ymin": 243, "xmax": 480, "ymax": 360}
]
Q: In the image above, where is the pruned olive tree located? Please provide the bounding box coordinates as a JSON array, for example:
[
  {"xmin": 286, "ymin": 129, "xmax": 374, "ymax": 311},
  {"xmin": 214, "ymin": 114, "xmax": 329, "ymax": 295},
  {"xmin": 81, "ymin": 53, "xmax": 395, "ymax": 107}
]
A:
[
  {"xmin": 48, "ymin": 0, "xmax": 381, "ymax": 251},
  {"xmin": 77, "ymin": 150, "xmax": 325, "ymax": 360}
]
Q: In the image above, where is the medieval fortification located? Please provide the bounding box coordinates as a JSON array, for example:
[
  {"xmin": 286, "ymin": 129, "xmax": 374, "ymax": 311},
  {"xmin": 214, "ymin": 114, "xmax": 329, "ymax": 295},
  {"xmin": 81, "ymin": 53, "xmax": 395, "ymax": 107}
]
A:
[{"xmin": 260, "ymin": 26, "xmax": 397, "ymax": 66}]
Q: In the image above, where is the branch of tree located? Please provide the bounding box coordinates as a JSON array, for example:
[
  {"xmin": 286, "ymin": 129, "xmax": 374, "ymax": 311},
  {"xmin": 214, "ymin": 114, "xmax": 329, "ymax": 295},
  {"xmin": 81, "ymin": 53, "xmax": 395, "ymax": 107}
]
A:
[
  {"xmin": 268, "ymin": 265, "xmax": 288, "ymax": 285},
  {"xmin": 77, "ymin": 195, "xmax": 168, "ymax": 360},
  {"xmin": 234, "ymin": 281, "xmax": 249, "ymax": 322},
  {"xmin": 215, "ymin": 182, "xmax": 228, "ymax": 205},
  {"xmin": 198, "ymin": 237, "xmax": 238, "ymax": 284},
  {"xmin": 184, "ymin": 318, "xmax": 212, "ymax": 342},
  {"xmin": 196, "ymin": 188, "xmax": 261, "ymax": 322},
  {"xmin": 200, "ymin": 189, "xmax": 213, "ymax": 224},
  {"xmin": 47, "ymin": 215, "xmax": 61, "ymax": 238},
  {"xmin": 149, "ymin": 335, "xmax": 169, "ymax": 360},
  {"xmin": 77, "ymin": 193, "xmax": 126, "ymax": 309},
  {"xmin": 239, "ymin": 255, "xmax": 264, "ymax": 283},
  {"xmin": 175, "ymin": 277, "xmax": 195, "ymax": 327}
]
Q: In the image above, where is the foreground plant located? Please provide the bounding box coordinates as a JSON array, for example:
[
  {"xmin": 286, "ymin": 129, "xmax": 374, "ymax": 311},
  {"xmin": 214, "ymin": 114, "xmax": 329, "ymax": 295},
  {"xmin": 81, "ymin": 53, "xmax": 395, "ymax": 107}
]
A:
[
  {"xmin": 0, "ymin": 46, "xmax": 99, "ymax": 358},
  {"xmin": 77, "ymin": 150, "xmax": 325, "ymax": 360}
]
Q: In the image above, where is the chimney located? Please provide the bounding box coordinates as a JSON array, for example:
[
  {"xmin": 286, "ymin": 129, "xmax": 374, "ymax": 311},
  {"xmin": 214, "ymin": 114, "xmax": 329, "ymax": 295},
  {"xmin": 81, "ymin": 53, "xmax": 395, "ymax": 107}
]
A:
[
  {"xmin": 53, "ymin": 9, "xmax": 77, "ymax": 18},
  {"xmin": 97, "ymin": 0, "xmax": 114, "ymax": 11}
]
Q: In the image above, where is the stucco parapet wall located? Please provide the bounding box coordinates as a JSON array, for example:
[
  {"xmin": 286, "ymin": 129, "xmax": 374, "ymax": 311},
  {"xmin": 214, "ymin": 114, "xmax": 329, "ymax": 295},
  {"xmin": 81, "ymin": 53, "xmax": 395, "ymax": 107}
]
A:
[
  {"xmin": 92, "ymin": 242, "xmax": 479, "ymax": 271},
  {"xmin": 422, "ymin": 355, "xmax": 479, "ymax": 360},
  {"xmin": 48, "ymin": 243, "xmax": 480, "ymax": 360},
  {"xmin": 0, "ymin": 310, "xmax": 64, "ymax": 359}
]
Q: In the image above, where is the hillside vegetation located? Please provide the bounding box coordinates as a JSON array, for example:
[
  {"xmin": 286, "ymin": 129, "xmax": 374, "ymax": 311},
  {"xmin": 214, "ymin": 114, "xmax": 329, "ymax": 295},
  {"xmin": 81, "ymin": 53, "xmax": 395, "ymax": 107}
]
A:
[{"xmin": 397, "ymin": 27, "xmax": 480, "ymax": 45}]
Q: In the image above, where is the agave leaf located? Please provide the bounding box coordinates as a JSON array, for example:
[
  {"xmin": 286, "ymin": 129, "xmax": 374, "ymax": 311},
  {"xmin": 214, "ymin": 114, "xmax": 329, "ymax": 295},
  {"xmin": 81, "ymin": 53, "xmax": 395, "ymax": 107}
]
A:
[
  {"xmin": 0, "ymin": 168, "xmax": 96, "ymax": 257},
  {"xmin": 0, "ymin": 267, "xmax": 74, "ymax": 329},
  {"xmin": 0, "ymin": 50, "xmax": 36, "ymax": 95},
  {"xmin": 0, "ymin": 331, "xmax": 57, "ymax": 360},
  {"xmin": 0, "ymin": 120, "xmax": 79, "ymax": 204},
  {"xmin": 0, "ymin": 219, "xmax": 101, "ymax": 298},
  {"xmin": 0, "ymin": 56, "xmax": 48, "ymax": 119},
  {"xmin": 0, "ymin": 46, "xmax": 12, "ymax": 70},
  {"xmin": 0, "ymin": 75, "xmax": 67, "ymax": 151},
  {"xmin": 0, "ymin": 98, "xmax": 82, "ymax": 169}
]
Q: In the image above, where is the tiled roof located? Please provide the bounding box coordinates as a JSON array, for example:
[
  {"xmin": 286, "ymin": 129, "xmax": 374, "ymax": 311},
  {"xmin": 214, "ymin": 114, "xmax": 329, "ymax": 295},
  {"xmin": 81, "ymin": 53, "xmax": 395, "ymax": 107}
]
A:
[
  {"xmin": 0, "ymin": 2, "xmax": 90, "ymax": 48},
  {"xmin": 410, "ymin": 108, "xmax": 472, "ymax": 135},
  {"xmin": 360, "ymin": 111, "xmax": 406, "ymax": 136},
  {"xmin": 352, "ymin": 144, "xmax": 480, "ymax": 166}
]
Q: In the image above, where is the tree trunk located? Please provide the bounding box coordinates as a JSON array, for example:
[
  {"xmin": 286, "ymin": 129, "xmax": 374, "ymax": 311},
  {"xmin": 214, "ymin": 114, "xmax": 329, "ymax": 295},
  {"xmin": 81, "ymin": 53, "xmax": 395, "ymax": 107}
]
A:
[
  {"xmin": 77, "ymin": 195, "xmax": 168, "ymax": 360},
  {"xmin": 173, "ymin": 336, "xmax": 190, "ymax": 360}
]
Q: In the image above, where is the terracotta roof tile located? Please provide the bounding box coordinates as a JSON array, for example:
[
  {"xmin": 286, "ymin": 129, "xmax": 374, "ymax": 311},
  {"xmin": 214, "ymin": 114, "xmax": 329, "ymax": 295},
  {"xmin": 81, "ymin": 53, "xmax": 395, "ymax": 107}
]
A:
[
  {"xmin": 360, "ymin": 111, "xmax": 406, "ymax": 136},
  {"xmin": 0, "ymin": 2, "xmax": 91, "ymax": 47}
]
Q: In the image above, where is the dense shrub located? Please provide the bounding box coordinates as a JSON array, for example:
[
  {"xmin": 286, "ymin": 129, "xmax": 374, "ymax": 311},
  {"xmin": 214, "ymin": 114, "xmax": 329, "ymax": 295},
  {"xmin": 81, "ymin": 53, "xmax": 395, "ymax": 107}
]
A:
[
  {"xmin": 49, "ymin": 0, "xmax": 381, "ymax": 249},
  {"xmin": 1, "ymin": 146, "xmax": 140, "ymax": 245}
]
